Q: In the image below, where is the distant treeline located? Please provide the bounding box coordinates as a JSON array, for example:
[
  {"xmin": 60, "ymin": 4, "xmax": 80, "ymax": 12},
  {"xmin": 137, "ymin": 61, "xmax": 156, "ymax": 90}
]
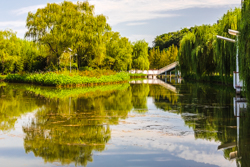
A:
[{"xmin": 148, "ymin": 28, "xmax": 190, "ymax": 69}]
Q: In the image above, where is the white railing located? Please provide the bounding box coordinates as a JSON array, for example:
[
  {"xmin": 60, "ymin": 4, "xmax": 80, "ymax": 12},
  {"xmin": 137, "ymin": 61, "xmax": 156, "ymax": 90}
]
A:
[
  {"xmin": 129, "ymin": 61, "xmax": 179, "ymax": 75},
  {"xmin": 158, "ymin": 61, "xmax": 179, "ymax": 74}
]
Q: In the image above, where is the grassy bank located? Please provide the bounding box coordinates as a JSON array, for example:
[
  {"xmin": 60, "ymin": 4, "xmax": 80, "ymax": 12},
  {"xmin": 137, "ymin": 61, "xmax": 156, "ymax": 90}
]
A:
[
  {"xmin": 183, "ymin": 75, "xmax": 233, "ymax": 86},
  {"xmin": 5, "ymin": 71, "xmax": 130, "ymax": 87}
]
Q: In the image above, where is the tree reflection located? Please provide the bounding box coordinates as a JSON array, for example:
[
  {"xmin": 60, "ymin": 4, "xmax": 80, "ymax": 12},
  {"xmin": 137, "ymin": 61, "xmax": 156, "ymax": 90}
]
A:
[
  {"xmin": 235, "ymin": 106, "xmax": 250, "ymax": 166},
  {"xmin": 131, "ymin": 84, "xmax": 149, "ymax": 113},
  {"xmin": 23, "ymin": 86, "xmax": 133, "ymax": 166},
  {"xmin": 0, "ymin": 84, "xmax": 40, "ymax": 131},
  {"xmin": 175, "ymin": 82, "xmax": 238, "ymax": 159},
  {"xmin": 149, "ymin": 84, "xmax": 178, "ymax": 111},
  {"xmin": 3, "ymin": 81, "xmax": 242, "ymax": 166}
]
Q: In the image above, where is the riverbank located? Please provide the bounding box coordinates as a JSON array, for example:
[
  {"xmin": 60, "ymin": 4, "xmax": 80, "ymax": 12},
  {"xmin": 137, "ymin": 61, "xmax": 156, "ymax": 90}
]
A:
[
  {"xmin": 5, "ymin": 71, "xmax": 130, "ymax": 87},
  {"xmin": 3, "ymin": 70, "xmax": 149, "ymax": 87}
]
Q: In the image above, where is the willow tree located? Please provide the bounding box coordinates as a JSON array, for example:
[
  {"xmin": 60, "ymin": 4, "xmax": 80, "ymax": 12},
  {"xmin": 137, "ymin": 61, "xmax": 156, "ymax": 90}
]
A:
[
  {"xmin": 178, "ymin": 25, "xmax": 217, "ymax": 78},
  {"xmin": 25, "ymin": 1, "xmax": 110, "ymax": 69},
  {"xmin": 216, "ymin": 8, "xmax": 240, "ymax": 83},
  {"xmin": 132, "ymin": 40, "xmax": 149, "ymax": 70},
  {"xmin": 239, "ymin": 0, "xmax": 250, "ymax": 92}
]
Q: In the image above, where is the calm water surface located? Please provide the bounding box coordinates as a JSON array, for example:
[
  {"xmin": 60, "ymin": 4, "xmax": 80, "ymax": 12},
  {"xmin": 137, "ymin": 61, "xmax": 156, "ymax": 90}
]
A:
[{"xmin": 0, "ymin": 80, "xmax": 248, "ymax": 167}]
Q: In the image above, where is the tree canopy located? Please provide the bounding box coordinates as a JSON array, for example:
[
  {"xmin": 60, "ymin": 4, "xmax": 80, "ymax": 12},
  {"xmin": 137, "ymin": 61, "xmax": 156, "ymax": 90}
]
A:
[
  {"xmin": 24, "ymin": 1, "xmax": 147, "ymax": 71},
  {"xmin": 132, "ymin": 40, "xmax": 149, "ymax": 70}
]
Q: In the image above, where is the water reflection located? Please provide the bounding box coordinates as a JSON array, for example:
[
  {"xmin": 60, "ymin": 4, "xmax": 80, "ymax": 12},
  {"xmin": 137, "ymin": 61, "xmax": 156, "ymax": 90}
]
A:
[
  {"xmin": 2, "ymin": 80, "xmax": 250, "ymax": 166},
  {"xmin": 176, "ymin": 82, "xmax": 238, "ymax": 160},
  {"xmin": 22, "ymin": 85, "xmax": 135, "ymax": 166},
  {"xmin": 237, "ymin": 109, "xmax": 250, "ymax": 167},
  {"xmin": 0, "ymin": 83, "xmax": 40, "ymax": 131}
]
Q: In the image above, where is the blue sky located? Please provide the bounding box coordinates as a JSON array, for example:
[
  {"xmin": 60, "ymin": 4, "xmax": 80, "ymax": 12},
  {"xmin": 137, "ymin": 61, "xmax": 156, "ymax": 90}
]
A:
[{"xmin": 0, "ymin": 0, "xmax": 241, "ymax": 46}]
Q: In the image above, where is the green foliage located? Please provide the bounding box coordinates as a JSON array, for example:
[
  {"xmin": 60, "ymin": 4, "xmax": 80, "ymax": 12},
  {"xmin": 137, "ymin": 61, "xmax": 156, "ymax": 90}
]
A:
[
  {"xmin": 239, "ymin": 0, "xmax": 250, "ymax": 93},
  {"xmin": 0, "ymin": 30, "xmax": 47, "ymax": 74},
  {"xmin": 26, "ymin": 1, "xmax": 99, "ymax": 68},
  {"xmin": 0, "ymin": 1, "xmax": 148, "ymax": 74},
  {"xmin": 153, "ymin": 28, "xmax": 191, "ymax": 50},
  {"xmin": 178, "ymin": 8, "xmax": 240, "ymax": 83},
  {"xmin": 178, "ymin": 25, "xmax": 217, "ymax": 79},
  {"xmin": 149, "ymin": 44, "xmax": 178, "ymax": 69},
  {"xmin": 132, "ymin": 40, "xmax": 149, "ymax": 70},
  {"xmin": 24, "ymin": 1, "xmax": 138, "ymax": 71},
  {"xmin": 216, "ymin": 8, "xmax": 240, "ymax": 82},
  {"xmin": 0, "ymin": 30, "xmax": 19, "ymax": 74},
  {"xmin": 105, "ymin": 32, "xmax": 133, "ymax": 71},
  {"xmin": 5, "ymin": 71, "xmax": 130, "ymax": 86}
]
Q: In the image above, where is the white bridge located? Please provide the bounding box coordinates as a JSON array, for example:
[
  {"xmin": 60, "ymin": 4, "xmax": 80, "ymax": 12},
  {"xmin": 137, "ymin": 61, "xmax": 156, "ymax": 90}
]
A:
[{"xmin": 129, "ymin": 62, "xmax": 180, "ymax": 79}]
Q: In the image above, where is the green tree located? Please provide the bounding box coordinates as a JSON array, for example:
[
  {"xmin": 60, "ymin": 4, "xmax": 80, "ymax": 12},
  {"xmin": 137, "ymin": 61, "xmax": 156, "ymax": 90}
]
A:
[
  {"xmin": 104, "ymin": 32, "xmax": 133, "ymax": 71},
  {"xmin": 0, "ymin": 30, "xmax": 19, "ymax": 74},
  {"xmin": 239, "ymin": 0, "xmax": 250, "ymax": 92},
  {"xmin": 153, "ymin": 28, "xmax": 191, "ymax": 50},
  {"xmin": 25, "ymin": 1, "xmax": 110, "ymax": 70},
  {"xmin": 178, "ymin": 25, "xmax": 217, "ymax": 78},
  {"xmin": 149, "ymin": 45, "xmax": 178, "ymax": 69},
  {"xmin": 132, "ymin": 40, "xmax": 149, "ymax": 70},
  {"xmin": 216, "ymin": 8, "xmax": 240, "ymax": 83}
]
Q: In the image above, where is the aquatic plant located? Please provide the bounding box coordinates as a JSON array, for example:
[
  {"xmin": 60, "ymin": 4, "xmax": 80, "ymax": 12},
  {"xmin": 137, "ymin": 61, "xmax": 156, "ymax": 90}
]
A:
[{"xmin": 5, "ymin": 71, "xmax": 130, "ymax": 87}]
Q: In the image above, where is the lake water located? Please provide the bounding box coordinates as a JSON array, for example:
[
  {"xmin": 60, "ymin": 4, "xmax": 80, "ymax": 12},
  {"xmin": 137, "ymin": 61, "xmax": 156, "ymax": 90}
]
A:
[{"xmin": 0, "ymin": 80, "xmax": 248, "ymax": 167}]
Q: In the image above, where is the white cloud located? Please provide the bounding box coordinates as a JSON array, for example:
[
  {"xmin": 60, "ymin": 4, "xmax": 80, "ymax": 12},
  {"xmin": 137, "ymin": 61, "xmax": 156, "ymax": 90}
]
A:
[
  {"xmin": 12, "ymin": 4, "xmax": 46, "ymax": 15},
  {"xmin": 90, "ymin": 0, "xmax": 239, "ymax": 25},
  {"xmin": 12, "ymin": 0, "xmax": 240, "ymax": 26},
  {"xmin": 126, "ymin": 22, "xmax": 148, "ymax": 26}
]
